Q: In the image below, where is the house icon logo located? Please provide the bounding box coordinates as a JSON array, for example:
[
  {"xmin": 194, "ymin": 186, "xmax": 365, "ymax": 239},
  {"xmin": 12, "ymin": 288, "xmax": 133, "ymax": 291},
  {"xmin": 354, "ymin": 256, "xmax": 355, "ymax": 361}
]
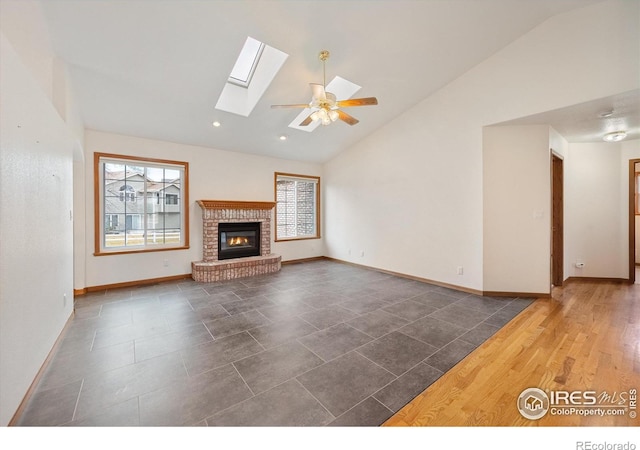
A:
[{"xmin": 517, "ymin": 388, "xmax": 550, "ymax": 420}]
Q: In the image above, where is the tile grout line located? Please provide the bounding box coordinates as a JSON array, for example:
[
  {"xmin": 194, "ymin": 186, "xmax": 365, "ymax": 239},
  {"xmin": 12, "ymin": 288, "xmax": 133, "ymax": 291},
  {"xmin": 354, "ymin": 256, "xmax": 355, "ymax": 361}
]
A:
[
  {"xmin": 230, "ymin": 361, "xmax": 257, "ymax": 397},
  {"xmin": 70, "ymin": 378, "xmax": 85, "ymax": 423},
  {"xmin": 89, "ymin": 329, "xmax": 98, "ymax": 352},
  {"xmin": 291, "ymin": 378, "xmax": 336, "ymax": 423}
]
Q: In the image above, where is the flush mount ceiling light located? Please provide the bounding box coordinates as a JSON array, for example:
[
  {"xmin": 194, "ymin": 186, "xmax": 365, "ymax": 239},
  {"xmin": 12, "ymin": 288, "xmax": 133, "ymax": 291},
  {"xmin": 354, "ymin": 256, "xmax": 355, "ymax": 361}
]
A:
[
  {"xmin": 212, "ymin": 121, "xmax": 221, "ymax": 127},
  {"xmin": 598, "ymin": 110, "xmax": 614, "ymax": 118},
  {"xmin": 603, "ymin": 130, "xmax": 627, "ymax": 142}
]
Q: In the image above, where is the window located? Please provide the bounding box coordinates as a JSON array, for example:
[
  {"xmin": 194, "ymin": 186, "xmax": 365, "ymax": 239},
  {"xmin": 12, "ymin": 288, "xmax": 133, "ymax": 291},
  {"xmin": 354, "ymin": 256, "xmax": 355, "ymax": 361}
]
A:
[
  {"xmin": 275, "ymin": 172, "xmax": 320, "ymax": 241},
  {"xmin": 95, "ymin": 153, "xmax": 189, "ymax": 255}
]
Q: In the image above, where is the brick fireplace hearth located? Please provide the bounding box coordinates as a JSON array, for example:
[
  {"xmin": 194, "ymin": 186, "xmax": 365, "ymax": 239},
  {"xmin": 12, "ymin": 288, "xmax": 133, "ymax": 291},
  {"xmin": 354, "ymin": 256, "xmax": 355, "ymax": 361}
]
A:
[{"xmin": 191, "ymin": 200, "xmax": 281, "ymax": 282}]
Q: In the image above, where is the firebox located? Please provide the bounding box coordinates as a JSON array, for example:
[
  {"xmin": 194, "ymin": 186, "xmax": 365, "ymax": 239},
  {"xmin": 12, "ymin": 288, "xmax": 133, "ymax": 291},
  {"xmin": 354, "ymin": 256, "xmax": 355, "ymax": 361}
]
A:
[{"xmin": 218, "ymin": 222, "xmax": 261, "ymax": 260}]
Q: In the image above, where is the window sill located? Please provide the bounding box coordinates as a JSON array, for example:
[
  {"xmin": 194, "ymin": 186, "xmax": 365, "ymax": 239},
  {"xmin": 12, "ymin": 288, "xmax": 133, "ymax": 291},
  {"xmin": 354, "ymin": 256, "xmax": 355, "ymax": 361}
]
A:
[
  {"xmin": 275, "ymin": 236, "xmax": 321, "ymax": 243},
  {"xmin": 94, "ymin": 245, "xmax": 190, "ymax": 256}
]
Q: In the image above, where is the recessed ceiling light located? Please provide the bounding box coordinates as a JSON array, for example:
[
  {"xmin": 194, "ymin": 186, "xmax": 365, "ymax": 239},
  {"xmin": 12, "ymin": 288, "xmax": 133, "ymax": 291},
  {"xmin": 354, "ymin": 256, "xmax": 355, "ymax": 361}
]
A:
[
  {"xmin": 279, "ymin": 135, "xmax": 288, "ymax": 141},
  {"xmin": 603, "ymin": 130, "xmax": 627, "ymax": 142},
  {"xmin": 212, "ymin": 121, "xmax": 221, "ymax": 127}
]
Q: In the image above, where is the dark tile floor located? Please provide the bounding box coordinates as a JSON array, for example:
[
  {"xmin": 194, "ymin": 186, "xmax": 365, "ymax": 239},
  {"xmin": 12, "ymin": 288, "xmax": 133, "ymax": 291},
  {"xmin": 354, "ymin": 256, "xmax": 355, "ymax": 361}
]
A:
[{"xmin": 16, "ymin": 260, "xmax": 534, "ymax": 426}]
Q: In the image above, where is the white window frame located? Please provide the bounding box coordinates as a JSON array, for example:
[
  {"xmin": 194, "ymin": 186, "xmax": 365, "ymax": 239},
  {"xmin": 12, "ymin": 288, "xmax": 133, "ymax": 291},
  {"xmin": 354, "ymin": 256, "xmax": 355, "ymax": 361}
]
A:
[
  {"xmin": 275, "ymin": 172, "xmax": 320, "ymax": 241},
  {"xmin": 94, "ymin": 153, "xmax": 189, "ymax": 255}
]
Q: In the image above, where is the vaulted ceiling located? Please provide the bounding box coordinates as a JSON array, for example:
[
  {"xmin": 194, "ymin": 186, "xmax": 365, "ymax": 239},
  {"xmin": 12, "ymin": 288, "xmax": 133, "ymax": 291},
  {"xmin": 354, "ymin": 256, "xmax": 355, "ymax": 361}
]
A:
[{"xmin": 36, "ymin": 0, "xmax": 626, "ymax": 163}]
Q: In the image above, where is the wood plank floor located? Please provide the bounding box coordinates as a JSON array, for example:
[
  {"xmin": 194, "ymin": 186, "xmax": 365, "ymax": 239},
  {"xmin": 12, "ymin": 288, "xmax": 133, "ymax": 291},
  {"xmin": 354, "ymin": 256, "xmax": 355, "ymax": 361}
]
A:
[{"xmin": 383, "ymin": 279, "xmax": 640, "ymax": 426}]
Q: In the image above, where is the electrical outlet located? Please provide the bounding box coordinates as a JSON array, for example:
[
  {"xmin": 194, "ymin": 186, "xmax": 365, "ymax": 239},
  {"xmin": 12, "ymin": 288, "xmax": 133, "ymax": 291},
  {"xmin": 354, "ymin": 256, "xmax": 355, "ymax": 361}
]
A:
[
  {"xmin": 63, "ymin": 293, "xmax": 67, "ymax": 307},
  {"xmin": 360, "ymin": 251, "xmax": 365, "ymax": 257},
  {"xmin": 163, "ymin": 259, "xmax": 169, "ymax": 267},
  {"xmin": 457, "ymin": 266, "xmax": 464, "ymax": 275}
]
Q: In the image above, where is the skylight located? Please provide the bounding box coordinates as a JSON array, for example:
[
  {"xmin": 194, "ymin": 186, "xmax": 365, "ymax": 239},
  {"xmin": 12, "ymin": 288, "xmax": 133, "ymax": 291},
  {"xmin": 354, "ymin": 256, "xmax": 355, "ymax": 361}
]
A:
[
  {"xmin": 228, "ymin": 37, "xmax": 265, "ymax": 88},
  {"xmin": 216, "ymin": 38, "xmax": 288, "ymax": 117}
]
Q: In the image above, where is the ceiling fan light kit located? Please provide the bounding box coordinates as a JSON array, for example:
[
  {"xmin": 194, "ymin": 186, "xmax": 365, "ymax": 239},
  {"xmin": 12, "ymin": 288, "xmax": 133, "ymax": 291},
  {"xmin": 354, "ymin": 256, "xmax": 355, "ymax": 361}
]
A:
[
  {"xmin": 310, "ymin": 108, "xmax": 339, "ymax": 125},
  {"xmin": 271, "ymin": 50, "xmax": 378, "ymax": 127}
]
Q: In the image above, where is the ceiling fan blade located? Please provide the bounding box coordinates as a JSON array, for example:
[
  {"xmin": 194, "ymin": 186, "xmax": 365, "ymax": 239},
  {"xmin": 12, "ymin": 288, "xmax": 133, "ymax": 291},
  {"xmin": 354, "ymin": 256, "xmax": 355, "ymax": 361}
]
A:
[
  {"xmin": 271, "ymin": 103, "xmax": 310, "ymax": 109},
  {"xmin": 336, "ymin": 97, "xmax": 378, "ymax": 108},
  {"xmin": 337, "ymin": 110, "xmax": 359, "ymax": 126},
  {"xmin": 299, "ymin": 114, "xmax": 314, "ymax": 126},
  {"xmin": 310, "ymin": 83, "xmax": 326, "ymax": 101}
]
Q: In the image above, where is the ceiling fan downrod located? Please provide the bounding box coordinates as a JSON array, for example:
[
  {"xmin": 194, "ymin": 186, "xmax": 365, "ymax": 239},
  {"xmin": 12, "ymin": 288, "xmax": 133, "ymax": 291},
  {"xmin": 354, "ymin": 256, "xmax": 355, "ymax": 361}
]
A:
[{"xmin": 319, "ymin": 50, "xmax": 329, "ymax": 88}]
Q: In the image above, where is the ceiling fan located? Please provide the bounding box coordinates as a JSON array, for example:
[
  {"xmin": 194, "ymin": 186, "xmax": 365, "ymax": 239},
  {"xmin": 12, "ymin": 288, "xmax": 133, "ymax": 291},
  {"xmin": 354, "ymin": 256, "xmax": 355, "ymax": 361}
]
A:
[{"xmin": 271, "ymin": 50, "xmax": 378, "ymax": 126}]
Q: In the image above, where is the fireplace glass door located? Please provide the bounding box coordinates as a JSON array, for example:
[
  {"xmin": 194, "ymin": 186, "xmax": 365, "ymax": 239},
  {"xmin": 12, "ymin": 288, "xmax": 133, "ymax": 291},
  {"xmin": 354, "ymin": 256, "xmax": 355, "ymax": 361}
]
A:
[{"xmin": 218, "ymin": 222, "xmax": 260, "ymax": 260}]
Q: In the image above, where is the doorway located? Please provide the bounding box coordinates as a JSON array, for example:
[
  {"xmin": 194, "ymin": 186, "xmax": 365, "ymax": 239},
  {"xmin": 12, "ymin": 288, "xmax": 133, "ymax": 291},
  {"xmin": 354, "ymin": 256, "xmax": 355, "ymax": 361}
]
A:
[
  {"xmin": 628, "ymin": 159, "xmax": 640, "ymax": 284},
  {"xmin": 551, "ymin": 152, "xmax": 564, "ymax": 287}
]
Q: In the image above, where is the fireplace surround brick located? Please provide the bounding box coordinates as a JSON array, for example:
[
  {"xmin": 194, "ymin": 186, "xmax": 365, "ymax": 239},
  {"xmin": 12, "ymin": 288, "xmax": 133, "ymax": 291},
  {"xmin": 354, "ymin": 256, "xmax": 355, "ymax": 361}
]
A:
[{"xmin": 192, "ymin": 200, "xmax": 281, "ymax": 282}]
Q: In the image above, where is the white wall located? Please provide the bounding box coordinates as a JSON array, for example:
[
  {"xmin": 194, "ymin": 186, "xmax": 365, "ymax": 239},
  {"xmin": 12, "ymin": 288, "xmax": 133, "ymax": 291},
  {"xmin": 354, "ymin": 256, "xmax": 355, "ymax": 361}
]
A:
[
  {"xmin": 0, "ymin": 33, "xmax": 75, "ymax": 425},
  {"xmin": 483, "ymin": 125, "xmax": 556, "ymax": 294},
  {"xmin": 1, "ymin": 0, "xmax": 87, "ymax": 294},
  {"xmin": 324, "ymin": 82, "xmax": 485, "ymax": 290},
  {"xmin": 483, "ymin": 130, "xmax": 640, "ymax": 287},
  {"xmin": 73, "ymin": 158, "xmax": 87, "ymax": 291},
  {"xmin": 0, "ymin": 0, "xmax": 55, "ymax": 102},
  {"xmin": 324, "ymin": 0, "xmax": 639, "ymax": 292},
  {"xmin": 0, "ymin": 0, "xmax": 85, "ymax": 147},
  {"xmin": 565, "ymin": 142, "xmax": 625, "ymax": 278},
  {"xmin": 80, "ymin": 130, "xmax": 324, "ymax": 288}
]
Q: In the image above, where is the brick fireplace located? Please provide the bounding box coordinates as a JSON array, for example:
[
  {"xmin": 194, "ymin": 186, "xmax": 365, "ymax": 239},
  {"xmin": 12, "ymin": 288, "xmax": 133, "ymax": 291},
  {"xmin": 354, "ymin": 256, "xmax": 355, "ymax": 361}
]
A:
[{"xmin": 191, "ymin": 200, "xmax": 281, "ymax": 282}]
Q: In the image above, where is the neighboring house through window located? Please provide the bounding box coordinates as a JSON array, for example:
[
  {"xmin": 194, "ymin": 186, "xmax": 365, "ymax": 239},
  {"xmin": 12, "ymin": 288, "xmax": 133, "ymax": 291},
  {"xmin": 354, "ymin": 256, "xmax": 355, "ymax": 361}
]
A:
[
  {"xmin": 275, "ymin": 172, "xmax": 320, "ymax": 241},
  {"xmin": 105, "ymin": 214, "xmax": 119, "ymax": 232},
  {"xmin": 119, "ymin": 184, "xmax": 136, "ymax": 202},
  {"xmin": 95, "ymin": 153, "xmax": 189, "ymax": 254},
  {"xmin": 166, "ymin": 193, "xmax": 178, "ymax": 205}
]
